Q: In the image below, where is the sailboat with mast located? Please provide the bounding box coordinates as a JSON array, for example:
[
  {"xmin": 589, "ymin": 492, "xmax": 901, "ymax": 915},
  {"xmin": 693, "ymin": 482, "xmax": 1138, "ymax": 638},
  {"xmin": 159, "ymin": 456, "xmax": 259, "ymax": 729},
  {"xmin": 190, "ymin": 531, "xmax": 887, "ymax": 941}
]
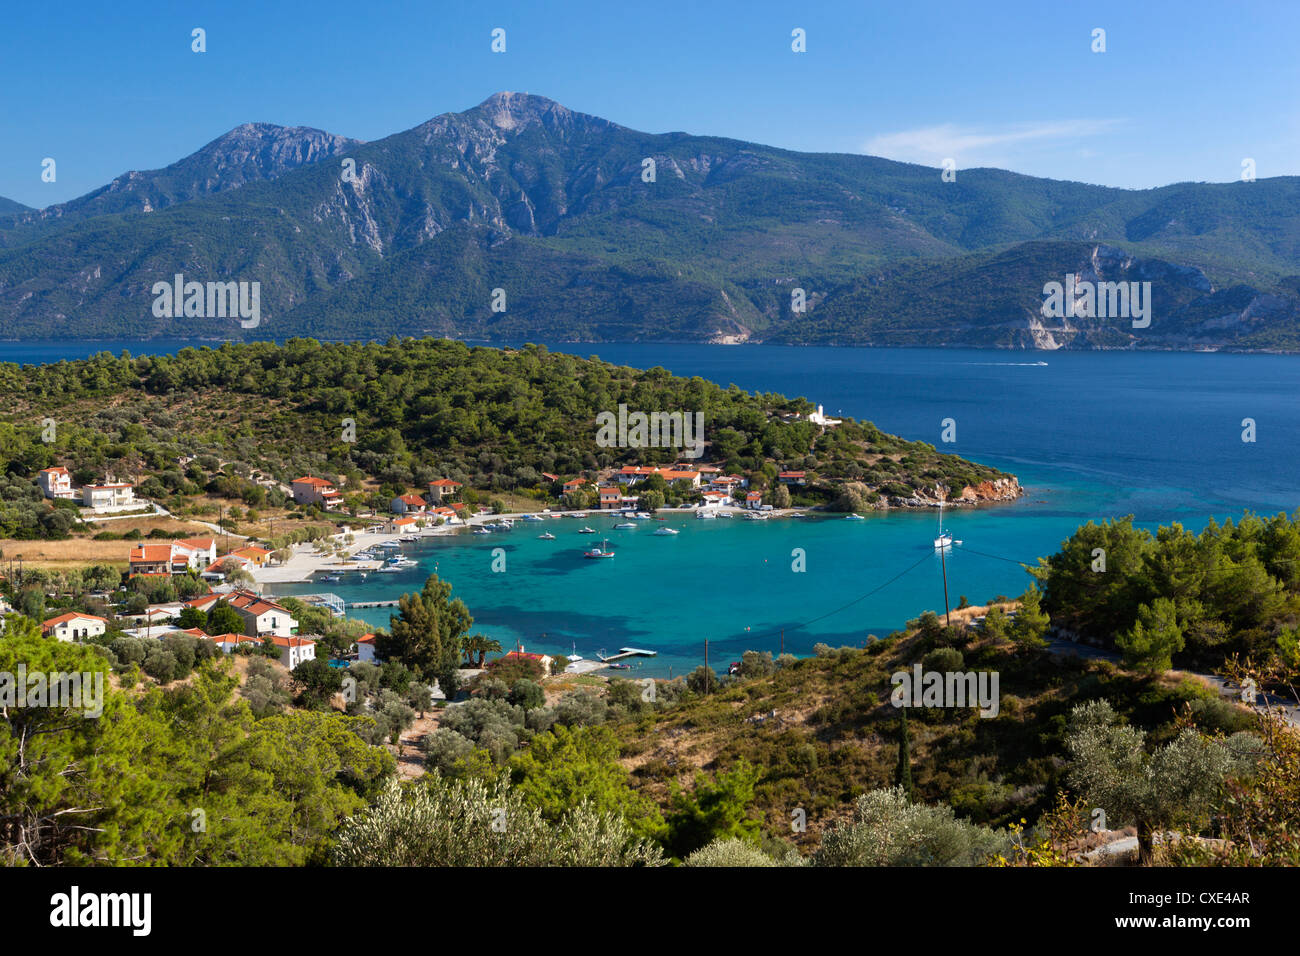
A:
[{"xmin": 934, "ymin": 495, "xmax": 962, "ymax": 550}]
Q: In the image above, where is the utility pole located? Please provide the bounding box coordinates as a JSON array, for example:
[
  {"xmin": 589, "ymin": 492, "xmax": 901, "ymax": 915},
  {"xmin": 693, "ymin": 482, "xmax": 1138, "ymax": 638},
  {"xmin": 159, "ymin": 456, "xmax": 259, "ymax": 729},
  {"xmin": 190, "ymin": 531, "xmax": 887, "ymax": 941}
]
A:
[{"xmin": 939, "ymin": 539, "xmax": 952, "ymax": 628}]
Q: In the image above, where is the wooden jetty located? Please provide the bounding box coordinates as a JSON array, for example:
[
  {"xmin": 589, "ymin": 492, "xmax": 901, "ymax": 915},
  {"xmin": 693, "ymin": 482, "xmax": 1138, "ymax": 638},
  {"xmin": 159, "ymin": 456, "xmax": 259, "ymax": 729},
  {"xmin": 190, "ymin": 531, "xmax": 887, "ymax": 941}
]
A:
[{"xmin": 347, "ymin": 599, "xmax": 401, "ymax": 609}]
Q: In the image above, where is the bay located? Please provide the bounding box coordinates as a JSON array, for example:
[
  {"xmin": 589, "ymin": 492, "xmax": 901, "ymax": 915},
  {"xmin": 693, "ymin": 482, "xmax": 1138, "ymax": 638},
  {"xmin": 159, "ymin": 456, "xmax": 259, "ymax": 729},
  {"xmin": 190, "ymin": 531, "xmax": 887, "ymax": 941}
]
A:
[{"xmin": 9, "ymin": 338, "xmax": 1296, "ymax": 675}]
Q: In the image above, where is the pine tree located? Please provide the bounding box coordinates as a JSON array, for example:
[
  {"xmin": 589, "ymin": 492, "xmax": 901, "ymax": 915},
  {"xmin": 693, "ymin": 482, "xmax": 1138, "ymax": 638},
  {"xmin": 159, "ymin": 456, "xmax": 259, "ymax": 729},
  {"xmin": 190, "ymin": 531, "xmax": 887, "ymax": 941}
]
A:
[{"xmin": 895, "ymin": 708, "xmax": 914, "ymax": 800}]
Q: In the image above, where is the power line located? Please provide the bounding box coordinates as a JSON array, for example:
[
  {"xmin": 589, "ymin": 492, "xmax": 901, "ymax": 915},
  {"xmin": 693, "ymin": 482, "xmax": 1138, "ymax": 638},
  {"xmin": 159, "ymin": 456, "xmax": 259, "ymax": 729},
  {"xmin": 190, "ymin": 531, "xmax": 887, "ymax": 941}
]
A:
[{"xmin": 711, "ymin": 550, "xmax": 935, "ymax": 651}]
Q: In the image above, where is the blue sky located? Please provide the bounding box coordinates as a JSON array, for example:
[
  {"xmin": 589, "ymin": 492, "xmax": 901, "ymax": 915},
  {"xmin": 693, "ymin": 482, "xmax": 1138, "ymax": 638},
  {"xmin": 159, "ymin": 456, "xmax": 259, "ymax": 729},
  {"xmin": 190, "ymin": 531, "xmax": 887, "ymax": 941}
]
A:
[{"xmin": 3, "ymin": 0, "xmax": 1297, "ymax": 206}]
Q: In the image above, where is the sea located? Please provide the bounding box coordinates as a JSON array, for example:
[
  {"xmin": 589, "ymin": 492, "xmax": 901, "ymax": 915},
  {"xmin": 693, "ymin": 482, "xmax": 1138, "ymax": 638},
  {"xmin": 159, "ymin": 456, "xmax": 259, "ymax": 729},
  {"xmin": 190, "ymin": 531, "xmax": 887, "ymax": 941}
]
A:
[{"xmin": 6, "ymin": 338, "xmax": 1298, "ymax": 677}]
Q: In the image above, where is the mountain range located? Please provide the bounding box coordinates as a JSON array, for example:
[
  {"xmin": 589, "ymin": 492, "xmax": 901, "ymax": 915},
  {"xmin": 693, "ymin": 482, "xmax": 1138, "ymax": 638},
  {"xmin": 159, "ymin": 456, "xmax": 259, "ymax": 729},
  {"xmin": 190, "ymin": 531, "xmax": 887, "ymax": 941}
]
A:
[{"xmin": 2, "ymin": 91, "xmax": 1297, "ymax": 349}]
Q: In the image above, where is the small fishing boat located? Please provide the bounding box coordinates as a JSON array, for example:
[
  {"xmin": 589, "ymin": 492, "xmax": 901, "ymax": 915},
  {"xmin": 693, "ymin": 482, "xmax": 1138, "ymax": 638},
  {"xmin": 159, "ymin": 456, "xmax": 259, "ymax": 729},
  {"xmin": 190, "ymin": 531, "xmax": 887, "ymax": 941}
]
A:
[
  {"xmin": 472, "ymin": 528, "xmax": 491, "ymax": 536},
  {"xmin": 614, "ymin": 522, "xmax": 637, "ymax": 529},
  {"xmin": 844, "ymin": 513, "xmax": 865, "ymax": 520},
  {"xmin": 606, "ymin": 662, "xmax": 631, "ymax": 670},
  {"xmin": 578, "ymin": 526, "xmax": 597, "ymax": 534},
  {"xmin": 653, "ymin": 526, "xmax": 679, "ymax": 536},
  {"xmin": 583, "ymin": 539, "xmax": 615, "ymax": 559},
  {"xmin": 319, "ymin": 573, "xmax": 342, "ymax": 582},
  {"xmin": 717, "ymin": 511, "xmax": 733, "ymax": 518},
  {"xmin": 538, "ymin": 531, "xmax": 556, "ymax": 540}
]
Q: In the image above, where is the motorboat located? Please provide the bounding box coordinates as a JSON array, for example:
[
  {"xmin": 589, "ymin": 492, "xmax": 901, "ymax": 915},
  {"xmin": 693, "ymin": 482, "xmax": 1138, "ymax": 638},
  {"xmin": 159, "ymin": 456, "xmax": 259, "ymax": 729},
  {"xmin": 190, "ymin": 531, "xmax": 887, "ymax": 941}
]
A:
[
  {"xmin": 695, "ymin": 510, "xmax": 716, "ymax": 520},
  {"xmin": 844, "ymin": 513, "xmax": 865, "ymax": 520},
  {"xmin": 578, "ymin": 527, "xmax": 597, "ymax": 534},
  {"xmin": 614, "ymin": 522, "xmax": 637, "ymax": 529},
  {"xmin": 653, "ymin": 526, "xmax": 679, "ymax": 535},
  {"xmin": 538, "ymin": 532, "xmax": 556, "ymax": 540},
  {"xmin": 472, "ymin": 528, "xmax": 491, "ymax": 535},
  {"xmin": 522, "ymin": 514, "xmax": 544, "ymax": 522},
  {"xmin": 319, "ymin": 573, "xmax": 342, "ymax": 582}
]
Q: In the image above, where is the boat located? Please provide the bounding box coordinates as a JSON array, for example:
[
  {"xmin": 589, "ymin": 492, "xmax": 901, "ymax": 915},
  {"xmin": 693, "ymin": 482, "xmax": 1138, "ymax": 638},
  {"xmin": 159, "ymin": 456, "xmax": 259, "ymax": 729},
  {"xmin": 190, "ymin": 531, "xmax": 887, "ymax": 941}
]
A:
[
  {"xmin": 583, "ymin": 539, "xmax": 615, "ymax": 559},
  {"xmin": 631, "ymin": 512, "xmax": 651, "ymax": 520},
  {"xmin": 844, "ymin": 513, "xmax": 865, "ymax": 520},
  {"xmin": 717, "ymin": 511, "xmax": 733, "ymax": 518},
  {"xmin": 606, "ymin": 662, "xmax": 631, "ymax": 670},
  {"xmin": 319, "ymin": 573, "xmax": 342, "ymax": 582},
  {"xmin": 695, "ymin": 510, "xmax": 716, "ymax": 520},
  {"xmin": 578, "ymin": 527, "xmax": 597, "ymax": 534},
  {"xmin": 399, "ymin": 535, "xmax": 418, "ymax": 542},
  {"xmin": 934, "ymin": 497, "xmax": 959, "ymax": 549},
  {"xmin": 375, "ymin": 566, "xmax": 401, "ymax": 573},
  {"xmin": 571, "ymin": 513, "xmax": 587, "ymax": 519},
  {"xmin": 653, "ymin": 526, "xmax": 679, "ymax": 535},
  {"xmin": 614, "ymin": 522, "xmax": 637, "ymax": 529},
  {"xmin": 472, "ymin": 528, "xmax": 491, "ymax": 536},
  {"xmin": 522, "ymin": 514, "xmax": 544, "ymax": 522},
  {"xmin": 538, "ymin": 532, "xmax": 556, "ymax": 540},
  {"xmin": 790, "ymin": 513, "xmax": 806, "ymax": 518},
  {"xmin": 745, "ymin": 511, "xmax": 767, "ymax": 520}
]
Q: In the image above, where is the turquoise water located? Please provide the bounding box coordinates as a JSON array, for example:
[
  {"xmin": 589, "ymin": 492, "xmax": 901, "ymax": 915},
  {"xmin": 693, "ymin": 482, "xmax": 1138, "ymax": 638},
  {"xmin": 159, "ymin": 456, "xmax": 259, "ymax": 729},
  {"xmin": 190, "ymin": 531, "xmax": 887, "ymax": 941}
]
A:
[{"xmin": 10, "ymin": 339, "xmax": 1297, "ymax": 674}]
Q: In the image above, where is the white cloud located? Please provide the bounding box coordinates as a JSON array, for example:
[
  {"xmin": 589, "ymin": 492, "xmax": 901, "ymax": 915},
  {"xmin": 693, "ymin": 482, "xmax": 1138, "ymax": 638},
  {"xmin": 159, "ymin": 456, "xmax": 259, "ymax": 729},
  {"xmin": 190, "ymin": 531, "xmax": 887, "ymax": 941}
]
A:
[{"xmin": 862, "ymin": 119, "xmax": 1125, "ymax": 169}]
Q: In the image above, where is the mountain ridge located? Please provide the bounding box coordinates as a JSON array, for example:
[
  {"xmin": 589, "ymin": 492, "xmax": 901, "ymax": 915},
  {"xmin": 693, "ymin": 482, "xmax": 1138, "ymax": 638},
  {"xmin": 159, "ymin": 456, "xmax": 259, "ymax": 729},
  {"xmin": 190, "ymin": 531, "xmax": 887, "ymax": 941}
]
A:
[{"xmin": 0, "ymin": 92, "xmax": 1296, "ymax": 349}]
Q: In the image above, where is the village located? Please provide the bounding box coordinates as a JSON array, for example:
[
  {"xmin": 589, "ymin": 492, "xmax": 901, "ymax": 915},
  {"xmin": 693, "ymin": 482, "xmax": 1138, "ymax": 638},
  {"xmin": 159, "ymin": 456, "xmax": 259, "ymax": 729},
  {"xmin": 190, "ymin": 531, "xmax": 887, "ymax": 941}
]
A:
[{"xmin": 0, "ymin": 453, "xmax": 825, "ymax": 692}]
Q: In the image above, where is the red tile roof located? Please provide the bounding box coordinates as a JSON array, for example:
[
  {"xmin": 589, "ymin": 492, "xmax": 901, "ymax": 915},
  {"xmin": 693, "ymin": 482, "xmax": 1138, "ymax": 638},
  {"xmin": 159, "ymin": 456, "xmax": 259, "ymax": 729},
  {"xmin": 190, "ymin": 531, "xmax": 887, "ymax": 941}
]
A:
[{"xmin": 42, "ymin": 612, "xmax": 106, "ymax": 628}]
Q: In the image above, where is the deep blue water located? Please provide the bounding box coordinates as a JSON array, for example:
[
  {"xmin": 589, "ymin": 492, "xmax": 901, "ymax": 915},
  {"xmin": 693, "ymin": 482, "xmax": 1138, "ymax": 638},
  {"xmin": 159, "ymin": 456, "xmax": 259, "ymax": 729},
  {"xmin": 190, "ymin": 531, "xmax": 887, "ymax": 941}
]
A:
[{"xmin": 7, "ymin": 338, "xmax": 1297, "ymax": 675}]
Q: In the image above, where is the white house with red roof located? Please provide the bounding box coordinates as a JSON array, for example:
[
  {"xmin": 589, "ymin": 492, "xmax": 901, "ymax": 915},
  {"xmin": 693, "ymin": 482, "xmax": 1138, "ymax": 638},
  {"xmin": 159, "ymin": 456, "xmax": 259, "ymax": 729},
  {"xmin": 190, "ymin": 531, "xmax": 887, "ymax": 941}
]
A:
[
  {"xmin": 356, "ymin": 633, "xmax": 377, "ymax": 663},
  {"xmin": 42, "ymin": 612, "xmax": 107, "ymax": 642},
  {"xmin": 615, "ymin": 466, "xmax": 701, "ymax": 488},
  {"xmin": 209, "ymin": 633, "xmax": 256, "ymax": 654},
  {"xmin": 778, "ymin": 471, "xmax": 808, "ymax": 485},
  {"xmin": 499, "ymin": 647, "xmax": 553, "ymax": 675},
  {"xmin": 37, "ymin": 466, "xmax": 76, "ymax": 500},
  {"xmin": 292, "ymin": 476, "xmax": 342, "ymax": 508},
  {"xmin": 392, "ymin": 493, "xmax": 428, "ymax": 513},
  {"xmin": 224, "ymin": 590, "xmax": 298, "ymax": 637},
  {"xmin": 745, "ymin": 490, "xmax": 764, "ymax": 509},
  {"xmin": 129, "ymin": 538, "xmax": 218, "ymax": 576},
  {"xmin": 701, "ymin": 490, "xmax": 734, "ymax": 507},
  {"xmin": 269, "ymin": 634, "xmax": 317, "ymax": 669}
]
